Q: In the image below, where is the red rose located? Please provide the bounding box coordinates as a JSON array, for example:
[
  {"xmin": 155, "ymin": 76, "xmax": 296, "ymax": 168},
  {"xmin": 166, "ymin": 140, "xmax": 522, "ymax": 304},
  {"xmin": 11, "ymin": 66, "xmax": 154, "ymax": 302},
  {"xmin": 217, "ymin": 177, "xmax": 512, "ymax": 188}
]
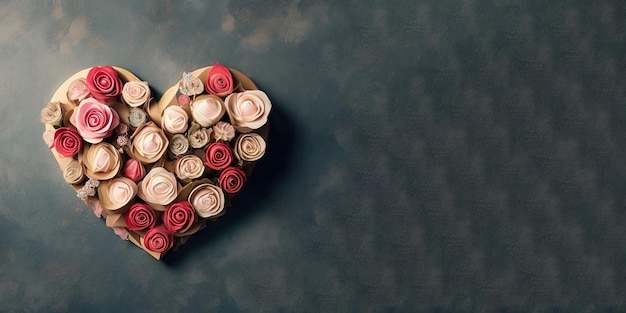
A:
[
  {"xmin": 122, "ymin": 159, "xmax": 146, "ymax": 183},
  {"xmin": 219, "ymin": 166, "xmax": 246, "ymax": 194},
  {"xmin": 86, "ymin": 66, "xmax": 123, "ymax": 100},
  {"xmin": 143, "ymin": 224, "xmax": 174, "ymax": 253},
  {"xmin": 53, "ymin": 127, "xmax": 83, "ymax": 158},
  {"xmin": 125, "ymin": 203, "xmax": 156, "ymax": 231},
  {"xmin": 163, "ymin": 201, "xmax": 197, "ymax": 234},
  {"xmin": 205, "ymin": 63, "xmax": 234, "ymax": 97},
  {"xmin": 204, "ymin": 142, "xmax": 233, "ymax": 171}
]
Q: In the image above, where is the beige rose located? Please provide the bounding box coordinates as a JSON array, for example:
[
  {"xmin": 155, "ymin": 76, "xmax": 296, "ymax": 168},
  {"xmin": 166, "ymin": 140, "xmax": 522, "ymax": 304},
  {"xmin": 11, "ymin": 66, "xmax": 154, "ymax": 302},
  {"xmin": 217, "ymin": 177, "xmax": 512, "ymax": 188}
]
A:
[
  {"xmin": 98, "ymin": 177, "xmax": 138, "ymax": 211},
  {"xmin": 225, "ymin": 90, "xmax": 272, "ymax": 133},
  {"xmin": 212, "ymin": 121, "xmax": 236, "ymax": 141},
  {"xmin": 187, "ymin": 122, "xmax": 212, "ymax": 149},
  {"xmin": 137, "ymin": 167, "xmax": 179, "ymax": 210},
  {"xmin": 81, "ymin": 142, "xmax": 122, "ymax": 180},
  {"xmin": 234, "ymin": 133, "xmax": 266, "ymax": 162},
  {"xmin": 169, "ymin": 134, "xmax": 190, "ymax": 157},
  {"xmin": 191, "ymin": 95, "xmax": 225, "ymax": 127},
  {"xmin": 41, "ymin": 101, "xmax": 63, "ymax": 127},
  {"xmin": 63, "ymin": 159, "xmax": 85, "ymax": 185},
  {"xmin": 129, "ymin": 122, "xmax": 169, "ymax": 164},
  {"xmin": 162, "ymin": 105, "xmax": 189, "ymax": 134},
  {"xmin": 122, "ymin": 81, "xmax": 151, "ymax": 107},
  {"xmin": 66, "ymin": 78, "xmax": 90, "ymax": 104},
  {"xmin": 175, "ymin": 155, "xmax": 205, "ymax": 183},
  {"xmin": 188, "ymin": 183, "xmax": 225, "ymax": 218}
]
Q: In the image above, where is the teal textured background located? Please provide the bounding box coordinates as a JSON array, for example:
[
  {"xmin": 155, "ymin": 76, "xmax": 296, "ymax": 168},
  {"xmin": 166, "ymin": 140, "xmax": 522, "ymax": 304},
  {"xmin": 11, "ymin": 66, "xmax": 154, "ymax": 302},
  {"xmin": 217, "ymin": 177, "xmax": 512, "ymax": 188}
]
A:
[{"xmin": 0, "ymin": 0, "xmax": 624, "ymax": 311}]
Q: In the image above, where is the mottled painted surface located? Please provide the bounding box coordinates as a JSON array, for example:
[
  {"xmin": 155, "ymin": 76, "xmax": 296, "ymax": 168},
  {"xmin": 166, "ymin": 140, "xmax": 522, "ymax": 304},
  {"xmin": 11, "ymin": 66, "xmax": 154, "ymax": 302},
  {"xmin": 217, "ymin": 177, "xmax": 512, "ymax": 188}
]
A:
[{"xmin": 0, "ymin": 0, "xmax": 625, "ymax": 311}]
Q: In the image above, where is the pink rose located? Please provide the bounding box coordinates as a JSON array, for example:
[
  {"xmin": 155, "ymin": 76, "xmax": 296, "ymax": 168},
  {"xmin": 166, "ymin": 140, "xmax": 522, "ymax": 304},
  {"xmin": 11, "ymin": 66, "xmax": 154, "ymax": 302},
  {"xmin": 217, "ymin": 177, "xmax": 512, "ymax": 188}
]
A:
[
  {"xmin": 125, "ymin": 203, "xmax": 156, "ymax": 231},
  {"xmin": 219, "ymin": 166, "xmax": 246, "ymax": 194},
  {"xmin": 163, "ymin": 201, "xmax": 197, "ymax": 234},
  {"xmin": 66, "ymin": 78, "xmax": 90, "ymax": 103},
  {"xmin": 129, "ymin": 122, "xmax": 169, "ymax": 164},
  {"xmin": 75, "ymin": 97, "xmax": 120, "ymax": 144},
  {"xmin": 137, "ymin": 167, "xmax": 179, "ymax": 209},
  {"xmin": 53, "ymin": 127, "xmax": 83, "ymax": 158},
  {"xmin": 225, "ymin": 90, "xmax": 271, "ymax": 133},
  {"xmin": 204, "ymin": 142, "xmax": 233, "ymax": 171},
  {"xmin": 143, "ymin": 224, "xmax": 174, "ymax": 253},
  {"xmin": 86, "ymin": 66, "xmax": 123, "ymax": 100},
  {"xmin": 122, "ymin": 159, "xmax": 146, "ymax": 183},
  {"xmin": 205, "ymin": 63, "xmax": 234, "ymax": 97},
  {"xmin": 190, "ymin": 95, "xmax": 225, "ymax": 127},
  {"xmin": 161, "ymin": 105, "xmax": 189, "ymax": 134},
  {"xmin": 122, "ymin": 81, "xmax": 150, "ymax": 107}
]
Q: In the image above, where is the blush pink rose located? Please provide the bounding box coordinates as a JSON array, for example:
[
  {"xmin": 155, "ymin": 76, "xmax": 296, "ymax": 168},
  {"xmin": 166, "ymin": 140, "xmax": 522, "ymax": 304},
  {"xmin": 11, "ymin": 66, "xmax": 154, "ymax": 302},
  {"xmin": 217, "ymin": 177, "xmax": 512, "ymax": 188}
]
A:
[
  {"xmin": 122, "ymin": 159, "xmax": 146, "ymax": 183},
  {"xmin": 53, "ymin": 127, "xmax": 83, "ymax": 158},
  {"xmin": 143, "ymin": 224, "xmax": 174, "ymax": 253},
  {"xmin": 163, "ymin": 201, "xmax": 197, "ymax": 234},
  {"xmin": 86, "ymin": 66, "xmax": 123, "ymax": 100},
  {"xmin": 125, "ymin": 203, "xmax": 156, "ymax": 231},
  {"xmin": 66, "ymin": 78, "xmax": 90, "ymax": 103},
  {"xmin": 205, "ymin": 63, "xmax": 234, "ymax": 97},
  {"xmin": 219, "ymin": 166, "xmax": 246, "ymax": 194},
  {"xmin": 204, "ymin": 142, "xmax": 233, "ymax": 171},
  {"xmin": 75, "ymin": 97, "xmax": 120, "ymax": 144}
]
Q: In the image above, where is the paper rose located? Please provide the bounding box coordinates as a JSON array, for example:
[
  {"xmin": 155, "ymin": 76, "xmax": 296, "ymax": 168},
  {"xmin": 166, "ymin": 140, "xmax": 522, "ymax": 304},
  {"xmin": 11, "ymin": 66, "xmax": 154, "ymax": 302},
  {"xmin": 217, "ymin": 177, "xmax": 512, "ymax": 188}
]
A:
[
  {"xmin": 137, "ymin": 167, "xmax": 179, "ymax": 210},
  {"xmin": 188, "ymin": 183, "xmax": 225, "ymax": 218},
  {"xmin": 179, "ymin": 72, "xmax": 204, "ymax": 96},
  {"xmin": 190, "ymin": 95, "xmax": 225, "ymax": 127},
  {"xmin": 122, "ymin": 159, "xmax": 146, "ymax": 183},
  {"xmin": 225, "ymin": 90, "xmax": 271, "ymax": 133},
  {"xmin": 143, "ymin": 224, "xmax": 174, "ymax": 253},
  {"xmin": 97, "ymin": 177, "xmax": 138, "ymax": 212},
  {"xmin": 219, "ymin": 166, "xmax": 246, "ymax": 194},
  {"xmin": 129, "ymin": 122, "xmax": 169, "ymax": 164},
  {"xmin": 66, "ymin": 78, "xmax": 90, "ymax": 104},
  {"xmin": 53, "ymin": 127, "xmax": 83, "ymax": 158},
  {"xmin": 187, "ymin": 122, "xmax": 211, "ymax": 149},
  {"xmin": 74, "ymin": 97, "xmax": 120, "ymax": 144},
  {"xmin": 81, "ymin": 142, "xmax": 122, "ymax": 180},
  {"xmin": 175, "ymin": 155, "xmax": 204, "ymax": 183},
  {"xmin": 128, "ymin": 107, "xmax": 148, "ymax": 128},
  {"xmin": 162, "ymin": 105, "xmax": 189, "ymax": 134},
  {"xmin": 163, "ymin": 201, "xmax": 197, "ymax": 234},
  {"xmin": 86, "ymin": 66, "xmax": 123, "ymax": 100},
  {"xmin": 63, "ymin": 159, "xmax": 85, "ymax": 185},
  {"xmin": 212, "ymin": 122, "xmax": 235, "ymax": 142},
  {"xmin": 125, "ymin": 203, "xmax": 157, "ymax": 231},
  {"xmin": 205, "ymin": 63, "xmax": 234, "ymax": 97},
  {"xmin": 169, "ymin": 134, "xmax": 190, "ymax": 157},
  {"xmin": 41, "ymin": 101, "xmax": 63, "ymax": 127},
  {"xmin": 122, "ymin": 81, "xmax": 151, "ymax": 107},
  {"xmin": 204, "ymin": 142, "xmax": 233, "ymax": 171}
]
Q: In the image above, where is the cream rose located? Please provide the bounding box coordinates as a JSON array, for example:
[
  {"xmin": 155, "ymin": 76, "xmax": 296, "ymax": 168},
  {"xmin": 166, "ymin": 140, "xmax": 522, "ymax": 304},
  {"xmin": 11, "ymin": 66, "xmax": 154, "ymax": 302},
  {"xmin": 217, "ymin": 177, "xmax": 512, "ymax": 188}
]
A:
[
  {"xmin": 81, "ymin": 142, "xmax": 122, "ymax": 180},
  {"xmin": 128, "ymin": 107, "xmax": 148, "ymax": 128},
  {"xmin": 98, "ymin": 177, "xmax": 138, "ymax": 211},
  {"xmin": 122, "ymin": 81, "xmax": 151, "ymax": 107},
  {"xmin": 188, "ymin": 183, "xmax": 225, "ymax": 218},
  {"xmin": 212, "ymin": 121, "xmax": 236, "ymax": 141},
  {"xmin": 175, "ymin": 155, "xmax": 204, "ymax": 183},
  {"xmin": 129, "ymin": 122, "xmax": 169, "ymax": 164},
  {"xmin": 169, "ymin": 134, "xmax": 190, "ymax": 157},
  {"xmin": 234, "ymin": 133, "xmax": 266, "ymax": 162},
  {"xmin": 63, "ymin": 159, "xmax": 85, "ymax": 185},
  {"xmin": 191, "ymin": 95, "xmax": 225, "ymax": 127},
  {"xmin": 137, "ymin": 167, "xmax": 179, "ymax": 210},
  {"xmin": 162, "ymin": 105, "xmax": 189, "ymax": 134},
  {"xmin": 66, "ymin": 78, "xmax": 90, "ymax": 104},
  {"xmin": 187, "ymin": 122, "xmax": 212, "ymax": 149},
  {"xmin": 41, "ymin": 101, "xmax": 63, "ymax": 127},
  {"xmin": 225, "ymin": 90, "xmax": 272, "ymax": 133}
]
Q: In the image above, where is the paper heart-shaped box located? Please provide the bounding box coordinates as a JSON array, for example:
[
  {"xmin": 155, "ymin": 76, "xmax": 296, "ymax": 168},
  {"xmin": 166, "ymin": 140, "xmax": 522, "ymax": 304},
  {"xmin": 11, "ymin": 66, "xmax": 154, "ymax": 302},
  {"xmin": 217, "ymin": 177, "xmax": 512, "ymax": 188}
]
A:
[{"xmin": 41, "ymin": 64, "xmax": 270, "ymax": 259}]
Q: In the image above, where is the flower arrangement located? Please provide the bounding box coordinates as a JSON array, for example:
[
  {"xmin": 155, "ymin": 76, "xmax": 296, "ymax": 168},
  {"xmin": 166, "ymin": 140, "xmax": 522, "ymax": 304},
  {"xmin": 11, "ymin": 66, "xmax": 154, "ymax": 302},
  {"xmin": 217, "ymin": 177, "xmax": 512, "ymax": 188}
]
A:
[{"xmin": 41, "ymin": 64, "xmax": 270, "ymax": 259}]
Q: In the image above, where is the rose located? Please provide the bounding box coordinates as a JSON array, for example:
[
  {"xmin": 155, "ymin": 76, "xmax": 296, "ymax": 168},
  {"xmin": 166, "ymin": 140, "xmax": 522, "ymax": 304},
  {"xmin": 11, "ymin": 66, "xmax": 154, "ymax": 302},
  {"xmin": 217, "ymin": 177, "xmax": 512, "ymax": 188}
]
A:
[
  {"xmin": 188, "ymin": 183, "xmax": 225, "ymax": 218},
  {"xmin": 161, "ymin": 105, "xmax": 189, "ymax": 134},
  {"xmin": 97, "ymin": 177, "xmax": 138, "ymax": 211},
  {"xmin": 219, "ymin": 166, "xmax": 246, "ymax": 194},
  {"xmin": 122, "ymin": 159, "xmax": 146, "ymax": 183},
  {"xmin": 128, "ymin": 107, "xmax": 148, "ymax": 128},
  {"xmin": 205, "ymin": 63, "xmax": 234, "ymax": 97},
  {"xmin": 142, "ymin": 224, "xmax": 174, "ymax": 253},
  {"xmin": 81, "ymin": 142, "xmax": 122, "ymax": 180},
  {"xmin": 178, "ymin": 94, "xmax": 191, "ymax": 107},
  {"xmin": 63, "ymin": 159, "xmax": 85, "ymax": 185},
  {"xmin": 40, "ymin": 101, "xmax": 63, "ymax": 127},
  {"xmin": 53, "ymin": 127, "xmax": 83, "ymax": 158},
  {"xmin": 175, "ymin": 155, "xmax": 204, "ymax": 183},
  {"xmin": 212, "ymin": 121, "xmax": 236, "ymax": 141},
  {"xmin": 66, "ymin": 78, "xmax": 90, "ymax": 103},
  {"xmin": 137, "ymin": 167, "xmax": 179, "ymax": 210},
  {"xmin": 234, "ymin": 133, "xmax": 266, "ymax": 162},
  {"xmin": 122, "ymin": 81, "xmax": 151, "ymax": 107},
  {"xmin": 190, "ymin": 95, "xmax": 225, "ymax": 127},
  {"xmin": 74, "ymin": 97, "xmax": 120, "ymax": 144},
  {"xmin": 187, "ymin": 122, "xmax": 211, "ymax": 149},
  {"xmin": 163, "ymin": 201, "xmax": 197, "ymax": 234},
  {"xmin": 43, "ymin": 130, "xmax": 55, "ymax": 148},
  {"xmin": 225, "ymin": 90, "xmax": 272, "ymax": 133},
  {"xmin": 169, "ymin": 134, "xmax": 190, "ymax": 157},
  {"xmin": 125, "ymin": 203, "xmax": 156, "ymax": 231},
  {"xmin": 129, "ymin": 122, "xmax": 169, "ymax": 164},
  {"xmin": 204, "ymin": 142, "xmax": 233, "ymax": 171},
  {"xmin": 86, "ymin": 66, "xmax": 123, "ymax": 100}
]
